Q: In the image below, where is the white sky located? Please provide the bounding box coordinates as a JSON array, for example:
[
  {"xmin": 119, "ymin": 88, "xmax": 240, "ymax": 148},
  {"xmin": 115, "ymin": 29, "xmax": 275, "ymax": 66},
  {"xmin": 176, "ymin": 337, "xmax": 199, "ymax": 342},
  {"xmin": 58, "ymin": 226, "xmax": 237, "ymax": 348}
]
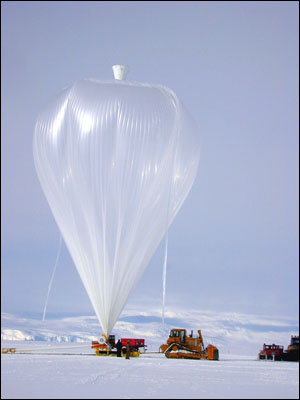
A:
[{"xmin": 1, "ymin": 1, "xmax": 299, "ymax": 320}]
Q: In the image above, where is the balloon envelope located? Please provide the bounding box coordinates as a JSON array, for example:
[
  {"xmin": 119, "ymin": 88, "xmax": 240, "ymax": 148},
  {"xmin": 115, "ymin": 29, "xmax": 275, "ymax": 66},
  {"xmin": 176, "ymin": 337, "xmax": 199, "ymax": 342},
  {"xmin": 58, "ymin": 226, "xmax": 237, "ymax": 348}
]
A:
[{"xmin": 33, "ymin": 79, "xmax": 200, "ymax": 336}]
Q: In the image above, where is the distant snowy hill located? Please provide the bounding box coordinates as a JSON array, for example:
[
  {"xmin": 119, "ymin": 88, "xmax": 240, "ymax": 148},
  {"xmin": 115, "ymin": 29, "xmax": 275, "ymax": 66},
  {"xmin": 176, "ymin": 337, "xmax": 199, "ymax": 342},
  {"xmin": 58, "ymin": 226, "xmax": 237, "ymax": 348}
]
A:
[{"xmin": 1, "ymin": 307, "xmax": 299, "ymax": 355}]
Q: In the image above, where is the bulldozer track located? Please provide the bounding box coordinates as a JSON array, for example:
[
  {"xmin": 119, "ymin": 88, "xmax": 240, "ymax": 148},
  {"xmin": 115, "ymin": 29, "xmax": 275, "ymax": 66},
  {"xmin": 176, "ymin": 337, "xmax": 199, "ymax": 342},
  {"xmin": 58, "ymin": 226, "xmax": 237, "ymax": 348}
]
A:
[{"xmin": 165, "ymin": 342, "xmax": 204, "ymax": 358}]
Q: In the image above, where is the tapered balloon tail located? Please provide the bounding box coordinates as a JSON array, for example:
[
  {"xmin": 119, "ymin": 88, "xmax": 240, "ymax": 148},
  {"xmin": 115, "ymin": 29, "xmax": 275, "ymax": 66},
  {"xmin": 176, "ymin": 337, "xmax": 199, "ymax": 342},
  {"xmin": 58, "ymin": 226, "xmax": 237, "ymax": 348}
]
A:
[
  {"xmin": 42, "ymin": 234, "xmax": 62, "ymax": 321},
  {"xmin": 162, "ymin": 232, "xmax": 168, "ymax": 331}
]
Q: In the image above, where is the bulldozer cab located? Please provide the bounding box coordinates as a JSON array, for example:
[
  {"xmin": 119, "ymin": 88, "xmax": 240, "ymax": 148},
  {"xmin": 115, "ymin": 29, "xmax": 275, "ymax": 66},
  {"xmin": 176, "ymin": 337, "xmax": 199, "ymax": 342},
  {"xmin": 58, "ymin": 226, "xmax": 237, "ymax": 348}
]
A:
[
  {"xmin": 169, "ymin": 329, "xmax": 186, "ymax": 343},
  {"xmin": 291, "ymin": 336, "xmax": 299, "ymax": 346}
]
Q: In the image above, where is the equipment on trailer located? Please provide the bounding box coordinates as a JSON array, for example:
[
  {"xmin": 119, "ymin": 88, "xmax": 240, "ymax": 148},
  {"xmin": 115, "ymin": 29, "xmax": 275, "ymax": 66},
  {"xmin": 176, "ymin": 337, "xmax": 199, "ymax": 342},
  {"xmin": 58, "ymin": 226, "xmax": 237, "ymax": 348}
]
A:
[
  {"xmin": 91, "ymin": 334, "xmax": 146, "ymax": 357},
  {"xmin": 2, "ymin": 348, "xmax": 16, "ymax": 354},
  {"xmin": 258, "ymin": 336, "xmax": 299, "ymax": 361},
  {"xmin": 160, "ymin": 329, "xmax": 219, "ymax": 360}
]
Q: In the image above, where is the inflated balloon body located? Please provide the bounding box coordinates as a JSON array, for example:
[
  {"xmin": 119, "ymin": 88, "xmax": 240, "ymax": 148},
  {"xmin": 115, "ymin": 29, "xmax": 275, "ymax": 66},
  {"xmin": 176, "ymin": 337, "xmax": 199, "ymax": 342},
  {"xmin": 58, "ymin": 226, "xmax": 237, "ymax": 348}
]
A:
[{"xmin": 33, "ymin": 73, "xmax": 200, "ymax": 336}]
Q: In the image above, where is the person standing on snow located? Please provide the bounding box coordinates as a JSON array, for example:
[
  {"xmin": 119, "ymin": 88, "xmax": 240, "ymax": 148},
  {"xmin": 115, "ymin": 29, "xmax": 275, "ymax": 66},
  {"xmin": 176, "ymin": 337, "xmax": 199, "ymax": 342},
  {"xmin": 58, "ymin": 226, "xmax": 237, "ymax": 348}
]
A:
[
  {"xmin": 126, "ymin": 340, "xmax": 130, "ymax": 359},
  {"xmin": 116, "ymin": 339, "xmax": 122, "ymax": 357}
]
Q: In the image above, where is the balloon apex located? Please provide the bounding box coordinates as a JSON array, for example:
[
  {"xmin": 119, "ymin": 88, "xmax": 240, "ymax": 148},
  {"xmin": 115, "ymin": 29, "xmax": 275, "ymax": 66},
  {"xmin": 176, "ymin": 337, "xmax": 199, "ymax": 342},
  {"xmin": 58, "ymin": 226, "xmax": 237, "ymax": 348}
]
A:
[{"xmin": 112, "ymin": 65, "xmax": 129, "ymax": 80}]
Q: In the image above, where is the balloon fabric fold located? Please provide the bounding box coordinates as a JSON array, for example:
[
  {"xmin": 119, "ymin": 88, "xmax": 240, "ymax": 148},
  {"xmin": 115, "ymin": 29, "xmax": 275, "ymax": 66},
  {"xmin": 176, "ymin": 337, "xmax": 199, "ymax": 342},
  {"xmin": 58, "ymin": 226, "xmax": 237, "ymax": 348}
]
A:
[{"xmin": 33, "ymin": 78, "xmax": 200, "ymax": 336}]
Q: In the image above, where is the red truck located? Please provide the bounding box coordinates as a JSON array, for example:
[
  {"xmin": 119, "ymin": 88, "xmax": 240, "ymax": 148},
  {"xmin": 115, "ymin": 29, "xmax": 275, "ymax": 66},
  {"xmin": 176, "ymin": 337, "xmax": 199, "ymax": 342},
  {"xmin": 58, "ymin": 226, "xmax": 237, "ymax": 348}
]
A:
[{"xmin": 258, "ymin": 343, "xmax": 284, "ymax": 360}]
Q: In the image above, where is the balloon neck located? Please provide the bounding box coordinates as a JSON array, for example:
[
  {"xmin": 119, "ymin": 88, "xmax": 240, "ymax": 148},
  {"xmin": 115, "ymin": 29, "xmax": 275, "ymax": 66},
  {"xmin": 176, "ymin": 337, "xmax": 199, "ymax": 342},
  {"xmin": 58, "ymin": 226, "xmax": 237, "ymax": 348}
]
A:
[{"xmin": 112, "ymin": 65, "xmax": 129, "ymax": 81}]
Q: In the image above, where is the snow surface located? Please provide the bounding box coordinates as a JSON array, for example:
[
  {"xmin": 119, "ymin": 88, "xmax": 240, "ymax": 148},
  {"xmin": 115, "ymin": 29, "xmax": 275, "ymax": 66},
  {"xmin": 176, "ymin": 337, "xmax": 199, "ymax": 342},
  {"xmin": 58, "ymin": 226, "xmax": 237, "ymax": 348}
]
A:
[
  {"xmin": 1, "ymin": 308, "xmax": 299, "ymax": 399},
  {"xmin": 1, "ymin": 344, "xmax": 299, "ymax": 399}
]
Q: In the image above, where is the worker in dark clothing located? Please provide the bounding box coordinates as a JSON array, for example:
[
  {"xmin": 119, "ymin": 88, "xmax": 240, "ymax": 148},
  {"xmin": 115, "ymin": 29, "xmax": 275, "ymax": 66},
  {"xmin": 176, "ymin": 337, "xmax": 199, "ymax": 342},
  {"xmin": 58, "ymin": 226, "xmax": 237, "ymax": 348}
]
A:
[
  {"xmin": 126, "ymin": 340, "xmax": 130, "ymax": 359},
  {"xmin": 116, "ymin": 339, "xmax": 122, "ymax": 357}
]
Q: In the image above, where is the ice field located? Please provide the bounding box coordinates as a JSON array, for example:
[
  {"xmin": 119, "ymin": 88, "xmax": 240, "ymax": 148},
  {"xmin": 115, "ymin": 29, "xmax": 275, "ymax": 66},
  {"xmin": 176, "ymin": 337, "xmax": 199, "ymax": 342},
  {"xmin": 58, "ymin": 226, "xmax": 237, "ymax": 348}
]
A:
[{"xmin": 1, "ymin": 343, "xmax": 299, "ymax": 399}]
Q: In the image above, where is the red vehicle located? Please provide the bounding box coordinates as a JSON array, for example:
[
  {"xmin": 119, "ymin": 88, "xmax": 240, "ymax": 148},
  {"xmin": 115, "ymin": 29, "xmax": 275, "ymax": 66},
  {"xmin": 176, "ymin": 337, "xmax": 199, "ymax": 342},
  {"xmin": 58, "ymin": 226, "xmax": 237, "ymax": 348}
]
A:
[
  {"xmin": 121, "ymin": 338, "xmax": 145, "ymax": 349},
  {"xmin": 259, "ymin": 343, "xmax": 284, "ymax": 360}
]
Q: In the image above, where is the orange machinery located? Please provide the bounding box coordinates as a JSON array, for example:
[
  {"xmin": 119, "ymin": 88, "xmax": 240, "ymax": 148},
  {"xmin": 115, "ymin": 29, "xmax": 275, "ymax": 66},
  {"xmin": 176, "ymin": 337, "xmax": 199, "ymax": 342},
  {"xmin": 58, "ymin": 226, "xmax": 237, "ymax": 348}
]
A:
[{"xmin": 160, "ymin": 328, "xmax": 219, "ymax": 360}]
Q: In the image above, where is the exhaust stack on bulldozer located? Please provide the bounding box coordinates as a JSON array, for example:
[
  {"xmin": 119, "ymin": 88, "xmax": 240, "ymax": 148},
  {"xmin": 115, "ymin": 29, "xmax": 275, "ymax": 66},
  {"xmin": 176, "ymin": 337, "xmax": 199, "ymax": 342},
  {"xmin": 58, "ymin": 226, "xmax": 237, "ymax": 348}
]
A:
[{"xmin": 160, "ymin": 329, "xmax": 219, "ymax": 360}]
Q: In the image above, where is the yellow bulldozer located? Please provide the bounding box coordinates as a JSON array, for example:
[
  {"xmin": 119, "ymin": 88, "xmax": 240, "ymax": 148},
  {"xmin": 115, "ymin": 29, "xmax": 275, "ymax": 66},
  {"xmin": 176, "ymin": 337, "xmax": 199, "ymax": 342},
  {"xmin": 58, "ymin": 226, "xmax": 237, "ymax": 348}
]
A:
[{"xmin": 160, "ymin": 328, "xmax": 219, "ymax": 360}]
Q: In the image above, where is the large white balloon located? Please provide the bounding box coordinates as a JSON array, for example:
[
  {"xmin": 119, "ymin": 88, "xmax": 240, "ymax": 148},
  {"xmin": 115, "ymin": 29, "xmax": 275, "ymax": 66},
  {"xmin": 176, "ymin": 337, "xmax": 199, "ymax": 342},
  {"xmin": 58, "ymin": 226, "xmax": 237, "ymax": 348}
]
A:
[{"xmin": 33, "ymin": 77, "xmax": 200, "ymax": 336}]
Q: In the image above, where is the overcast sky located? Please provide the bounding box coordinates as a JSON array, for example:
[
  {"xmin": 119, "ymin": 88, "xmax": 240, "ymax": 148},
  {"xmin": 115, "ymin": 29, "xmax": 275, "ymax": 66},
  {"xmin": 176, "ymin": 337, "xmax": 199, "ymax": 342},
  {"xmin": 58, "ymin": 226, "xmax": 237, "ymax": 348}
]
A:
[{"xmin": 1, "ymin": 1, "xmax": 299, "ymax": 321}]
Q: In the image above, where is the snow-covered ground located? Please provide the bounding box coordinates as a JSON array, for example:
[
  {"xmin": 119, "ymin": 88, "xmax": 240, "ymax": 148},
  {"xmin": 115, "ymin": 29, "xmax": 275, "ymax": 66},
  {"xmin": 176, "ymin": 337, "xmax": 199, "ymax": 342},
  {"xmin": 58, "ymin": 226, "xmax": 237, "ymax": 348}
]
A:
[
  {"xmin": 1, "ymin": 308, "xmax": 299, "ymax": 399},
  {"xmin": 2, "ymin": 345, "xmax": 299, "ymax": 399}
]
